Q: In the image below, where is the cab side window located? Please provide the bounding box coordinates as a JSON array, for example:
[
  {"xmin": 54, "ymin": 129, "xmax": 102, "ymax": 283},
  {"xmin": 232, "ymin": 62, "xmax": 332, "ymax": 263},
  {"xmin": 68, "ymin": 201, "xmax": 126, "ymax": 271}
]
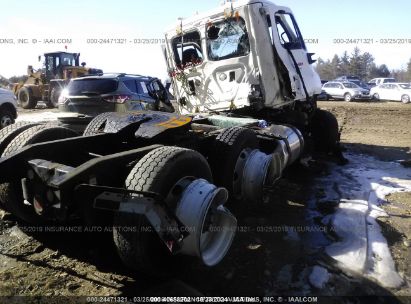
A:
[
  {"xmin": 172, "ymin": 31, "xmax": 203, "ymax": 69},
  {"xmin": 275, "ymin": 13, "xmax": 305, "ymax": 50}
]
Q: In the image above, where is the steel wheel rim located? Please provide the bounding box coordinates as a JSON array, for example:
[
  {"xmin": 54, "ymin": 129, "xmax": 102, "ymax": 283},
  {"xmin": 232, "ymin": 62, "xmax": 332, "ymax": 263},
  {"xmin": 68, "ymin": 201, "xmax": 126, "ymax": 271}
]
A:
[{"xmin": 0, "ymin": 115, "xmax": 12, "ymax": 128}]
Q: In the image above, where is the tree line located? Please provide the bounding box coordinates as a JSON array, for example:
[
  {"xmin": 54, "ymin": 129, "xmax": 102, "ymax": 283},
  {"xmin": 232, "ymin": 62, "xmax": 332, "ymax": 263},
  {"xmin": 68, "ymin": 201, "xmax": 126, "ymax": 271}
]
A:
[
  {"xmin": 315, "ymin": 47, "xmax": 411, "ymax": 82},
  {"xmin": 0, "ymin": 75, "xmax": 28, "ymax": 89}
]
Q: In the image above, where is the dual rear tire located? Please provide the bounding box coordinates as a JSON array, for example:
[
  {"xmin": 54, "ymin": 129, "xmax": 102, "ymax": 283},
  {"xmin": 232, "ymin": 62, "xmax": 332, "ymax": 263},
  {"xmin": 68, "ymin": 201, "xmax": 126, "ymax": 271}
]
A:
[
  {"xmin": 0, "ymin": 123, "xmax": 77, "ymax": 223},
  {"xmin": 113, "ymin": 146, "xmax": 213, "ymax": 276}
]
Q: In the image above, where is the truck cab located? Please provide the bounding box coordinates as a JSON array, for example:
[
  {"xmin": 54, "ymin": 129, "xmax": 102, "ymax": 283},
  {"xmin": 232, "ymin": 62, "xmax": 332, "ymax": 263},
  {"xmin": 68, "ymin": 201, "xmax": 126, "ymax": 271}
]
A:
[{"xmin": 163, "ymin": 0, "xmax": 322, "ymax": 114}]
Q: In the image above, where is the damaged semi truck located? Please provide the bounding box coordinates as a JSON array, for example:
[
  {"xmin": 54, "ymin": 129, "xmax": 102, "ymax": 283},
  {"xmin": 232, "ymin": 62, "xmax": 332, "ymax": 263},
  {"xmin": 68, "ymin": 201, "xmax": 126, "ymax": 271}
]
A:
[{"xmin": 0, "ymin": 0, "xmax": 339, "ymax": 274}]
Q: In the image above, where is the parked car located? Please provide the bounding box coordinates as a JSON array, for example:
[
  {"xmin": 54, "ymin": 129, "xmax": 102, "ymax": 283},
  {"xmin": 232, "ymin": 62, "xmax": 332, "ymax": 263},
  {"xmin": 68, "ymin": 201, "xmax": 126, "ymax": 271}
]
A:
[
  {"xmin": 322, "ymin": 81, "xmax": 370, "ymax": 102},
  {"xmin": 370, "ymin": 83, "xmax": 411, "ymax": 103},
  {"xmin": 0, "ymin": 88, "xmax": 18, "ymax": 129},
  {"xmin": 367, "ymin": 78, "xmax": 396, "ymax": 88},
  {"xmin": 57, "ymin": 74, "xmax": 175, "ymax": 132},
  {"xmin": 334, "ymin": 76, "xmax": 370, "ymax": 90}
]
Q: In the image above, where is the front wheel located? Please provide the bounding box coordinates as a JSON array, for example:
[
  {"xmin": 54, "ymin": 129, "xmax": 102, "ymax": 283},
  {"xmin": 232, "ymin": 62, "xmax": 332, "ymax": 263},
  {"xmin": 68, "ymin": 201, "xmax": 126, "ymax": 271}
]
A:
[
  {"xmin": 344, "ymin": 93, "xmax": 352, "ymax": 102},
  {"xmin": 0, "ymin": 109, "xmax": 14, "ymax": 129},
  {"xmin": 373, "ymin": 93, "xmax": 380, "ymax": 101},
  {"xmin": 310, "ymin": 109, "xmax": 340, "ymax": 153},
  {"xmin": 401, "ymin": 94, "xmax": 410, "ymax": 104}
]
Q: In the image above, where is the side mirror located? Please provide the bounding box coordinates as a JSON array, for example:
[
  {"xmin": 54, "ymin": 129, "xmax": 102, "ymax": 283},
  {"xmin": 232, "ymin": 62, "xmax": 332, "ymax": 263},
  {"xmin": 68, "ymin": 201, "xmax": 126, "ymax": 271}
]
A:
[
  {"xmin": 81, "ymin": 62, "xmax": 86, "ymax": 67},
  {"xmin": 307, "ymin": 53, "xmax": 316, "ymax": 64}
]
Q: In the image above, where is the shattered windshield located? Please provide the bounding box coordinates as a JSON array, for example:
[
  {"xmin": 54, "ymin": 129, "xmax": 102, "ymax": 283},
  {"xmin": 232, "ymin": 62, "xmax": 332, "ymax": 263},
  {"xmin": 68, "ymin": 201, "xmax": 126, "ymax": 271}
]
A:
[{"xmin": 207, "ymin": 17, "xmax": 250, "ymax": 61}]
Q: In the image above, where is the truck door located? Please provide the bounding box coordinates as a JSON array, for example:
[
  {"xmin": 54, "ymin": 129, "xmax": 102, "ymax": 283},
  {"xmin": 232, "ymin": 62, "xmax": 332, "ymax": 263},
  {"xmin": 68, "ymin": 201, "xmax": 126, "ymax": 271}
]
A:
[{"xmin": 268, "ymin": 10, "xmax": 321, "ymax": 100}]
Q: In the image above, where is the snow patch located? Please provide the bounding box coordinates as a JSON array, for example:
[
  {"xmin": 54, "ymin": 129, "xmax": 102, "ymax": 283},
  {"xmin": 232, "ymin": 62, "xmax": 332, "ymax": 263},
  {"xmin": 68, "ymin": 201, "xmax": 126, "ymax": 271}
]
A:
[
  {"xmin": 317, "ymin": 153, "xmax": 410, "ymax": 288},
  {"xmin": 325, "ymin": 200, "xmax": 368, "ymax": 273}
]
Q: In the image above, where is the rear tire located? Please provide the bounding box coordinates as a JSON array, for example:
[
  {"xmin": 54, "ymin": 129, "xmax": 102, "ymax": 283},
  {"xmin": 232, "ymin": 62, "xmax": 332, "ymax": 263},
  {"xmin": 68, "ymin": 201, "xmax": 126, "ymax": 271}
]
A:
[
  {"xmin": 83, "ymin": 112, "xmax": 114, "ymax": 136},
  {"xmin": 0, "ymin": 125, "xmax": 77, "ymax": 223},
  {"xmin": 210, "ymin": 127, "xmax": 258, "ymax": 198},
  {"xmin": 0, "ymin": 122, "xmax": 41, "ymax": 156},
  {"xmin": 373, "ymin": 93, "xmax": 380, "ymax": 101},
  {"xmin": 18, "ymin": 87, "xmax": 38, "ymax": 109},
  {"xmin": 401, "ymin": 94, "xmax": 410, "ymax": 104},
  {"xmin": 2, "ymin": 125, "xmax": 77, "ymax": 157},
  {"xmin": 0, "ymin": 123, "xmax": 42, "ymax": 210},
  {"xmin": 113, "ymin": 146, "xmax": 212, "ymax": 276}
]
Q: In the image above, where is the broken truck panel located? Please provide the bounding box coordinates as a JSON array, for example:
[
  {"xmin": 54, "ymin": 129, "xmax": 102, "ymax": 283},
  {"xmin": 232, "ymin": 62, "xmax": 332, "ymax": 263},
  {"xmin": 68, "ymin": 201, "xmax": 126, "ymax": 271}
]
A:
[
  {"xmin": 97, "ymin": 111, "xmax": 193, "ymax": 137},
  {"xmin": 164, "ymin": 0, "xmax": 322, "ymax": 115}
]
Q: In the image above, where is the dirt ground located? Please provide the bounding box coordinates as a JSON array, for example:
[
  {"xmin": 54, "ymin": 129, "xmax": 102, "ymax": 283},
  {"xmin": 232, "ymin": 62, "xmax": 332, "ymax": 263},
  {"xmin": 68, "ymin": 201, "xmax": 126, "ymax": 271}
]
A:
[
  {"xmin": 318, "ymin": 100, "xmax": 411, "ymax": 161},
  {"xmin": 0, "ymin": 101, "xmax": 410, "ymax": 303}
]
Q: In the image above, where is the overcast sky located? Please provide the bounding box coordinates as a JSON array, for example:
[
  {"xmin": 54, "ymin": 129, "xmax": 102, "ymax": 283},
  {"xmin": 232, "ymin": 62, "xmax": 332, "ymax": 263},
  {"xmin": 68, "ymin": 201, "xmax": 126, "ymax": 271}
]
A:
[{"xmin": 0, "ymin": 0, "xmax": 410, "ymax": 80}]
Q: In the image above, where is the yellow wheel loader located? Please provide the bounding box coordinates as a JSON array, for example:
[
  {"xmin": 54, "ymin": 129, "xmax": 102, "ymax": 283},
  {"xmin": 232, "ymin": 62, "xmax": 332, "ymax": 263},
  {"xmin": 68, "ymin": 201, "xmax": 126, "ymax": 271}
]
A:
[{"xmin": 12, "ymin": 52, "xmax": 102, "ymax": 109}]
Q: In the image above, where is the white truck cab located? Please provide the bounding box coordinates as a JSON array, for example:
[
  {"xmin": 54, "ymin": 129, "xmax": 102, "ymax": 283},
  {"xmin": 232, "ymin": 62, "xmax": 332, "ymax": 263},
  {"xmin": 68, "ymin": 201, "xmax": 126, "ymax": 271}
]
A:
[{"xmin": 164, "ymin": 0, "xmax": 322, "ymax": 114}]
